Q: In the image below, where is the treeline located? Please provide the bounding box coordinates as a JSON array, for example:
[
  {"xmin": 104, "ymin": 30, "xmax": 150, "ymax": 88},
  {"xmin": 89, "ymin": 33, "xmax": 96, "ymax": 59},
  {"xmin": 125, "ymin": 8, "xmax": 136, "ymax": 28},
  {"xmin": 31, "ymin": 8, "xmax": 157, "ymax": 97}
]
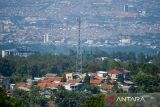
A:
[
  {"xmin": 125, "ymin": 62, "xmax": 160, "ymax": 92},
  {"xmin": 0, "ymin": 51, "xmax": 160, "ymax": 86},
  {"xmin": 0, "ymin": 54, "xmax": 76, "ymax": 82},
  {"xmin": 111, "ymin": 51, "xmax": 151, "ymax": 62}
]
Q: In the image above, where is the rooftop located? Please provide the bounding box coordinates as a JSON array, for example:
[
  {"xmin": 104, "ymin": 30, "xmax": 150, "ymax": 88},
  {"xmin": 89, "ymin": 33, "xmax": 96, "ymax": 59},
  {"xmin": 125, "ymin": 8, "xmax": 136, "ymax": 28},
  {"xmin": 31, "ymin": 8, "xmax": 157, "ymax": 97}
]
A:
[
  {"xmin": 97, "ymin": 71, "xmax": 108, "ymax": 74},
  {"xmin": 37, "ymin": 82, "xmax": 64, "ymax": 89},
  {"xmin": 67, "ymin": 80, "xmax": 82, "ymax": 84},
  {"xmin": 109, "ymin": 69, "xmax": 130, "ymax": 74},
  {"xmin": 99, "ymin": 84, "xmax": 114, "ymax": 90}
]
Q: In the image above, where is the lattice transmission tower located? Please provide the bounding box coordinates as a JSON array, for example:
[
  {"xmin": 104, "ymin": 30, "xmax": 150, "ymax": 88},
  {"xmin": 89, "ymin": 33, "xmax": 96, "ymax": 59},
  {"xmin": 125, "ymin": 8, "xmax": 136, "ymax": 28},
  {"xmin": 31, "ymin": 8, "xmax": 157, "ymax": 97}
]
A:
[{"xmin": 76, "ymin": 18, "xmax": 82, "ymax": 73}]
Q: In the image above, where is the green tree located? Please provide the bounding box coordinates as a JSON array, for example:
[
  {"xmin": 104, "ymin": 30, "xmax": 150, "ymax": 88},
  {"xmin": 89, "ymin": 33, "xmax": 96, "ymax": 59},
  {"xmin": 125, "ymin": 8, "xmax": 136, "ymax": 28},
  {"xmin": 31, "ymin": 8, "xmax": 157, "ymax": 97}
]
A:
[
  {"xmin": 137, "ymin": 53, "xmax": 146, "ymax": 63},
  {"xmin": 13, "ymin": 86, "xmax": 48, "ymax": 107},
  {"xmin": 90, "ymin": 86, "xmax": 100, "ymax": 94},
  {"xmin": 0, "ymin": 87, "xmax": 24, "ymax": 107},
  {"xmin": 132, "ymin": 71, "xmax": 160, "ymax": 93},
  {"xmin": 0, "ymin": 58, "xmax": 15, "ymax": 77},
  {"xmin": 109, "ymin": 61, "xmax": 121, "ymax": 70},
  {"xmin": 83, "ymin": 73, "xmax": 90, "ymax": 85},
  {"xmin": 79, "ymin": 95, "xmax": 105, "ymax": 107}
]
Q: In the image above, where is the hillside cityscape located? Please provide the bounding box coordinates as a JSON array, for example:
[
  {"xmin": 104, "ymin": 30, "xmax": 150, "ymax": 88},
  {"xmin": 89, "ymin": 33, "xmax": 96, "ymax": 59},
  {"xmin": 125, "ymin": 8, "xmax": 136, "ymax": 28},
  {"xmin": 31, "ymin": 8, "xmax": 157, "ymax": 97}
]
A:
[
  {"xmin": 0, "ymin": 0, "xmax": 160, "ymax": 50},
  {"xmin": 0, "ymin": 0, "xmax": 160, "ymax": 107}
]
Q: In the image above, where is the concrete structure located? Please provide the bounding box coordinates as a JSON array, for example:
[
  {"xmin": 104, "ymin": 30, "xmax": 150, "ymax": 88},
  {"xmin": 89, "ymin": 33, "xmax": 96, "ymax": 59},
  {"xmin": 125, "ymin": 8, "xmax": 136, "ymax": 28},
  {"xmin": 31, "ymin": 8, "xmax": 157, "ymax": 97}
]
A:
[
  {"xmin": 1, "ymin": 48, "xmax": 38, "ymax": 57},
  {"xmin": 66, "ymin": 73, "xmax": 73, "ymax": 81},
  {"xmin": 43, "ymin": 34, "xmax": 49, "ymax": 43},
  {"xmin": 124, "ymin": 4, "xmax": 129, "ymax": 12},
  {"xmin": 119, "ymin": 38, "xmax": 131, "ymax": 46},
  {"xmin": 96, "ymin": 71, "xmax": 108, "ymax": 80},
  {"xmin": 45, "ymin": 73, "xmax": 57, "ymax": 77},
  {"xmin": 63, "ymin": 83, "xmax": 83, "ymax": 91},
  {"xmin": 10, "ymin": 84, "xmax": 16, "ymax": 90},
  {"xmin": 84, "ymin": 40, "xmax": 94, "ymax": 45},
  {"xmin": 109, "ymin": 69, "xmax": 130, "ymax": 81},
  {"xmin": 66, "ymin": 72, "xmax": 85, "ymax": 81},
  {"xmin": 96, "ymin": 57, "xmax": 108, "ymax": 61}
]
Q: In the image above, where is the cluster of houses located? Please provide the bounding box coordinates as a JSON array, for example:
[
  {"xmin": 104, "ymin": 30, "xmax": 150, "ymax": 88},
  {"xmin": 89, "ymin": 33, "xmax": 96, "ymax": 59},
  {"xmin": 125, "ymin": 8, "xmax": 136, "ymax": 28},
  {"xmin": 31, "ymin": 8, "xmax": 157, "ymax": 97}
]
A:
[{"xmin": 0, "ymin": 68, "xmax": 135, "ymax": 97}]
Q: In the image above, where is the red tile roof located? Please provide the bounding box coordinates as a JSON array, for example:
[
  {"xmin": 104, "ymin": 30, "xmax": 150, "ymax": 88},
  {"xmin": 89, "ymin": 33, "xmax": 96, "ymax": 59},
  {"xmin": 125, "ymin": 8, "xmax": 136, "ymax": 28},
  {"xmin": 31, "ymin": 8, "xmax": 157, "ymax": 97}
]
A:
[
  {"xmin": 43, "ymin": 76, "xmax": 63, "ymax": 82},
  {"xmin": 99, "ymin": 84, "xmax": 114, "ymax": 90},
  {"xmin": 16, "ymin": 82, "xmax": 32, "ymax": 89},
  {"xmin": 90, "ymin": 76, "xmax": 103, "ymax": 84},
  {"xmin": 37, "ymin": 82, "xmax": 64, "ymax": 89},
  {"xmin": 67, "ymin": 80, "xmax": 81, "ymax": 84},
  {"xmin": 109, "ymin": 69, "xmax": 129, "ymax": 74},
  {"xmin": 90, "ymin": 79, "xmax": 102, "ymax": 84}
]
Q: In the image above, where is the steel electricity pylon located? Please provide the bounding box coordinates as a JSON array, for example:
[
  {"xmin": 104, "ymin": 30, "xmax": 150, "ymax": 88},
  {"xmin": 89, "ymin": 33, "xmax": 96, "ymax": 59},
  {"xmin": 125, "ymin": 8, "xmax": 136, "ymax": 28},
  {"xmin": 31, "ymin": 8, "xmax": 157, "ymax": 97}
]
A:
[{"xmin": 76, "ymin": 18, "xmax": 82, "ymax": 73}]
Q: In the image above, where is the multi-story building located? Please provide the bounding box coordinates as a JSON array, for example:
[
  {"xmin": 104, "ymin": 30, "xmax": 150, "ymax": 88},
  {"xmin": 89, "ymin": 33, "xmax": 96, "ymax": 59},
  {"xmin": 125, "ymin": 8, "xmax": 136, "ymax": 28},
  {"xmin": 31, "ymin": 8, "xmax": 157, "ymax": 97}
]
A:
[{"xmin": 1, "ymin": 47, "xmax": 38, "ymax": 57}]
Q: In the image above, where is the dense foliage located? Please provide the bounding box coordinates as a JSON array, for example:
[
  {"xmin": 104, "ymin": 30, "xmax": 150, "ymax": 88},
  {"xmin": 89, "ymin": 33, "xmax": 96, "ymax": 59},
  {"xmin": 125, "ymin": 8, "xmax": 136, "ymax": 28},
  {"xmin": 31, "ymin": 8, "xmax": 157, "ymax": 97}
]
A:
[
  {"xmin": 0, "ymin": 87, "xmax": 24, "ymax": 107},
  {"xmin": 12, "ymin": 86, "xmax": 48, "ymax": 107}
]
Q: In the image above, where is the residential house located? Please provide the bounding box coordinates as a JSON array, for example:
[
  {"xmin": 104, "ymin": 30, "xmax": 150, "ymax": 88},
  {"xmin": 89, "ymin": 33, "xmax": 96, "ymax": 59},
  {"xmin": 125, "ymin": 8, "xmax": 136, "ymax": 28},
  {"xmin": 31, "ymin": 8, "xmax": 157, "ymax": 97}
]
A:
[
  {"xmin": 96, "ymin": 71, "xmax": 108, "ymax": 81},
  {"xmin": 63, "ymin": 78, "xmax": 83, "ymax": 91},
  {"xmin": 108, "ymin": 69, "xmax": 130, "ymax": 81},
  {"xmin": 96, "ymin": 57, "xmax": 109, "ymax": 61},
  {"xmin": 37, "ymin": 81, "xmax": 64, "ymax": 90},
  {"xmin": 90, "ymin": 76, "xmax": 103, "ymax": 85},
  {"xmin": 37, "ymin": 76, "xmax": 63, "ymax": 89},
  {"xmin": 66, "ymin": 73, "xmax": 73, "ymax": 81},
  {"xmin": 118, "ymin": 80, "xmax": 135, "ymax": 92},
  {"xmin": 67, "ymin": 79, "xmax": 82, "ymax": 84},
  {"xmin": 63, "ymin": 83, "xmax": 83, "ymax": 91},
  {"xmin": 98, "ymin": 84, "xmax": 114, "ymax": 93},
  {"xmin": 16, "ymin": 82, "xmax": 32, "ymax": 91},
  {"xmin": 66, "ymin": 72, "xmax": 85, "ymax": 81}
]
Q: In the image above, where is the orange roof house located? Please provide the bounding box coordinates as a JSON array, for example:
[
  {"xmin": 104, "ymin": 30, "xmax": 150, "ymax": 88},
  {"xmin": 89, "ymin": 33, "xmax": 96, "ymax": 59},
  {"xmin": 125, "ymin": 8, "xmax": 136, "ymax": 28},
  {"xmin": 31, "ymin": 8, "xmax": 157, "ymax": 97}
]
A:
[
  {"xmin": 109, "ymin": 69, "xmax": 130, "ymax": 74},
  {"xmin": 44, "ymin": 76, "xmax": 63, "ymax": 82},
  {"xmin": 67, "ymin": 80, "xmax": 82, "ymax": 84},
  {"xmin": 90, "ymin": 79, "xmax": 102, "ymax": 85},
  {"xmin": 37, "ymin": 76, "xmax": 64, "ymax": 89},
  {"xmin": 108, "ymin": 69, "xmax": 130, "ymax": 80},
  {"xmin": 99, "ymin": 84, "xmax": 114, "ymax": 90},
  {"xmin": 37, "ymin": 82, "xmax": 64, "ymax": 89},
  {"xmin": 90, "ymin": 76, "xmax": 103, "ymax": 85}
]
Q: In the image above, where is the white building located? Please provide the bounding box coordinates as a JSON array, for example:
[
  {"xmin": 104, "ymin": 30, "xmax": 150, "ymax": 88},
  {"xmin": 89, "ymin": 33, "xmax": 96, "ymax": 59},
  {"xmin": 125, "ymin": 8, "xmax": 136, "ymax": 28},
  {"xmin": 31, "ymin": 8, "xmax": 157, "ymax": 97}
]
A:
[
  {"xmin": 84, "ymin": 40, "xmax": 94, "ymax": 45},
  {"xmin": 66, "ymin": 72, "xmax": 85, "ymax": 81},
  {"xmin": 96, "ymin": 71, "xmax": 108, "ymax": 80},
  {"xmin": 63, "ymin": 83, "xmax": 83, "ymax": 91},
  {"xmin": 1, "ymin": 48, "xmax": 37, "ymax": 57},
  {"xmin": 119, "ymin": 38, "xmax": 131, "ymax": 46},
  {"xmin": 96, "ymin": 57, "xmax": 108, "ymax": 61},
  {"xmin": 43, "ymin": 34, "xmax": 49, "ymax": 43}
]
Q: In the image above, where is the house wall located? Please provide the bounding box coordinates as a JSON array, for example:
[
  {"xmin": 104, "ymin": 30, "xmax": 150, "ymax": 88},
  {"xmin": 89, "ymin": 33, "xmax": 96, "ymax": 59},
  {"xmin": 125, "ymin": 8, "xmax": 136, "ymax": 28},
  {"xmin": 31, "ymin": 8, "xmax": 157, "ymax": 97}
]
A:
[
  {"xmin": 97, "ymin": 73, "xmax": 103, "ymax": 78},
  {"xmin": 97, "ymin": 73, "xmax": 108, "ymax": 78},
  {"xmin": 66, "ymin": 73, "xmax": 73, "ymax": 81},
  {"xmin": 109, "ymin": 74, "xmax": 118, "ymax": 80},
  {"xmin": 63, "ymin": 84, "xmax": 72, "ymax": 91}
]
